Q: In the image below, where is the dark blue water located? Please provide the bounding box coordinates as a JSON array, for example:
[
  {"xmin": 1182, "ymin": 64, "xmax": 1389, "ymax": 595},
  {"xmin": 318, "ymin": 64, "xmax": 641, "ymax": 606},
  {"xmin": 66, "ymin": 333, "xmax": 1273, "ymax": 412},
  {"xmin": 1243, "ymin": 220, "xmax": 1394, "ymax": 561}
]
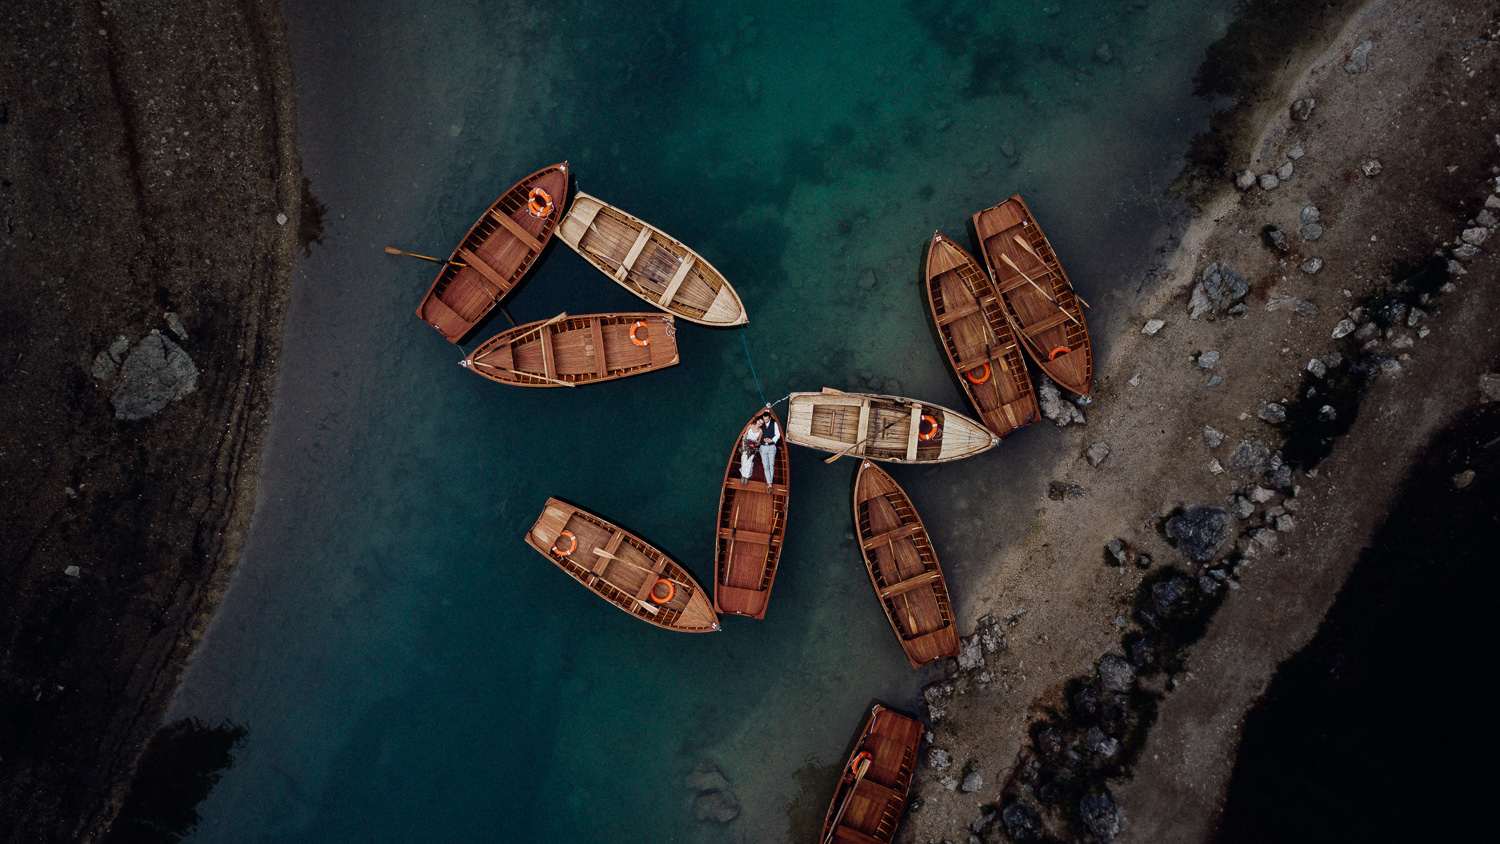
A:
[{"xmin": 171, "ymin": 1, "xmax": 1238, "ymax": 840}]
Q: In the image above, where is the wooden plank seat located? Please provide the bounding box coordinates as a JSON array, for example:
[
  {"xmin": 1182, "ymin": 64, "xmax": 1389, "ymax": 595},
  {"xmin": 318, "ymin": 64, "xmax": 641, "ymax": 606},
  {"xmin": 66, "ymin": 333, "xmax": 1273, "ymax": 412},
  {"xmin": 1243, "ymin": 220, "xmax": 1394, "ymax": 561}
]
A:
[
  {"xmin": 487, "ymin": 208, "xmax": 543, "ymax": 253},
  {"xmin": 904, "ymin": 624, "xmax": 957, "ymax": 647},
  {"xmin": 589, "ymin": 319, "xmax": 608, "ymax": 376},
  {"xmin": 831, "ymin": 826, "xmax": 887, "ymax": 844},
  {"xmin": 717, "ymin": 526, "xmax": 774, "ymax": 546},
  {"xmin": 876, "ymin": 568, "xmax": 943, "ymax": 600},
  {"xmin": 935, "ymin": 301, "xmax": 983, "ymax": 325},
  {"xmin": 659, "ymin": 256, "xmax": 695, "ymax": 306},
  {"xmin": 1023, "ymin": 310, "xmax": 1073, "ymax": 337},
  {"xmin": 457, "ymin": 248, "xmax": 508, "ymax": 298},
  {"xmin": 853, "ymin": 777, "xmax": 903, "ymax": 804},
  {"xmin": 421, "ymin": 293, "xmax": 467, "ymax": 329},
  {"xmin": 724, "ymin": 477, "xmax": 790, "ymax": 496},
  {"xmin": 860, "ymin": 523, "xmax": 922, "ymax": 550},
  {"xmin": 615, "ymin": 226, "xmax": 654, "ymax": 280}
]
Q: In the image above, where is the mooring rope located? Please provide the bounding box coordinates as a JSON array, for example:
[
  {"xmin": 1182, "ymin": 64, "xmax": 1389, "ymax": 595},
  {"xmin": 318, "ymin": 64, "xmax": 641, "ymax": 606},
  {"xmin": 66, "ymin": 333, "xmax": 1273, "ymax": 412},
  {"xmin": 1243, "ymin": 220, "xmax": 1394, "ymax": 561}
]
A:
[{"xmin": 739, "ymin": 324, "xmax": 767, "ymax": 406}]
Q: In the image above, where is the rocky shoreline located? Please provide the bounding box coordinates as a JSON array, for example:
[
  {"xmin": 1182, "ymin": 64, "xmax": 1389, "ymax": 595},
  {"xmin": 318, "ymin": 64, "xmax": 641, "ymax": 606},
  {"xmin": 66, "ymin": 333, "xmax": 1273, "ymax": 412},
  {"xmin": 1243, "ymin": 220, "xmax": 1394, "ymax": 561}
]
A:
[
  {"xmin": 898, "ymin": 1, "xmax": 1500, "ymax": 841},
  {"xmin": 0, "ymin": 1, "xmax": 300, "ymax": 839}
]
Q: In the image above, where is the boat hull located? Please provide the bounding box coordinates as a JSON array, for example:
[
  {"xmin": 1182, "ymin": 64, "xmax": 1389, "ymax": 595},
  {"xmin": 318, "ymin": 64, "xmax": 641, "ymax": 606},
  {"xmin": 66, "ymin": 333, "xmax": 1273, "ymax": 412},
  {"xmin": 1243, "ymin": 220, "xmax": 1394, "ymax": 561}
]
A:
[
  {"xmin": 557, "ymin": 192, "xmax": 748, "ymax": 327},
  {"xmin": 971, "ymin": 195, "xmax": 1093, "ymax": 396},
  {"xmin": 524, "ymin": 498, "xmax": 720, "ymax": 632},
  {"xmin": 924, "ymin": 232, "xmax": 1039, "ymax": 438},
  {"xmin": 416, "ymin": 162, "xmax": 570, "ymax": 343},
  {"xmin": 464, "ymin": 313, "xmax": 679, "ymax": 387},
  {"xmin": 820, "ymin": 705, "xmax": 923, "ymax": 844},
  {"xmin": 785, "ymin": 389, "xmax": 998, "ymax": 465},
  {"xmin": 854, "ymin": 461, "xmax": 959, "ymax": 668},
  {"xmin": 713, "ymin": 407, "xmax": 790, "ymax": 619}
]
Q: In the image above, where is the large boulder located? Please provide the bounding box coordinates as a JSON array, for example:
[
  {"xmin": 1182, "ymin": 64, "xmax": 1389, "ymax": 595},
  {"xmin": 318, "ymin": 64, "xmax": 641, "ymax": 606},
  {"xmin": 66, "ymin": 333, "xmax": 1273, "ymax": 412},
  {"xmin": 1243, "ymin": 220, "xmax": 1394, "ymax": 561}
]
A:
[
  {"xmin": 1002, "ymin": 801, "xmax": 1043, "ymax": 840},
  {"xmin": 1038, "ymin": 378, "xmax": 1086, "ymax": 427},
  {"xmin": 110, "ymin": 331, "xmax": 198, "ymax": 421},
  {"xmin": 1080, "ymin": 790, "xmax": 1123, "ymax": 842},
  {"xmin": 1165, "ymin": 505, "xmax": 1229, "ymax": 563}
]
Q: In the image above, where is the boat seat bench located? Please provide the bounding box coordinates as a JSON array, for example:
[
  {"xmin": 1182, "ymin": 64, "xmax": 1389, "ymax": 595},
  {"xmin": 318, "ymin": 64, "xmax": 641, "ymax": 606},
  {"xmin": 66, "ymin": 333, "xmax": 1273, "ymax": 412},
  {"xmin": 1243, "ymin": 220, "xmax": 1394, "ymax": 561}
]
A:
[
  {"xmin": 1024, "ymin": 310, "xmax": 1073, "ymax": 337},
  {"xmin": 861, "ymin": 523, "xmax": 922, "ymax": 550},
  {"xmin": 877, "ymin": 568, "xmax": 943, "ymax": 600},
  {"xmin": 487, "ymin": 208, "xmax": 543, "ymax": 253},
  {"xmin": 718, "ymin": 526, "xmax": 775, "ymax": 546},
  {"xmin": 936, "ymin": 301, "xmax": 983, "ymax": 325},
  {"xmin": 457, "ymin": 248, "xmax": 509, "ymax": 298}
]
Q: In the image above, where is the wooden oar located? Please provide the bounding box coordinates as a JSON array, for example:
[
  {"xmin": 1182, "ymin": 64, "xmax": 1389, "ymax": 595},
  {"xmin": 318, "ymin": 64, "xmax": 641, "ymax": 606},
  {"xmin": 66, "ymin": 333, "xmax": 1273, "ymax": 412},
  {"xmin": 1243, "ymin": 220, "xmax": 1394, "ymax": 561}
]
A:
[
  {"xmin": 463, "ymin": 359, "xmax": 576, "ymax": 387},
  {"xmin": 384, "ymin": 246, "xmax": 467, "ymax": 268},
  {"xmin": 1012, "ymin": 234, "xmax": 1092, "ymax": 309},
  {"xmin": 823, "ymin": 755, "xmax": 873, "ymax": 844},
  {"xmin": 824, "ymin": 419, "xmax": 901, "ymax": 464},
  {"xmin": 1000, "ymin": 254, "xmax": 1082, "ymax": 328}
]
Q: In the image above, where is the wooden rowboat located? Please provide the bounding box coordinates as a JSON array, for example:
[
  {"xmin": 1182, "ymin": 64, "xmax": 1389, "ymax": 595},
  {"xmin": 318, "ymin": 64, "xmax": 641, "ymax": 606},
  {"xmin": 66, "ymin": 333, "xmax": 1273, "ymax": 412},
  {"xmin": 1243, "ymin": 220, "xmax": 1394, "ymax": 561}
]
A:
[
  {"xmin": 820, "ymin": 705, "xmax": 923, "ymax": 844},
  {"xmin": 853, "ymin": 461, "xmax": 959, "ymax": 668},
  {"xmin": 786, "ymin": 389, "xmax": 997, "ymax": 465},
  {"xmin": 971, "ymin": 195, "xmax": 1093, "ymax": 396},
  {"xmin": 713, "ymin": 407, "xmax": 790, "ymax": 619},
  {"xmin": 416, "ymin": 162, "xmax": 569, "ymax": 343},
  {"xmin": 924, "ymin": 232, "xmax": 1040, "ymax": 438},
  {"xmin": 524, "ymin": 499, "xmax": 720, "ymax": 633},
  {"xmin": 462, "ymin": 313, "xmax": 679, "ymax": 387},
  {"xmin": 556, "ymin": 192, "xmax": 748, "ymax": 327}
]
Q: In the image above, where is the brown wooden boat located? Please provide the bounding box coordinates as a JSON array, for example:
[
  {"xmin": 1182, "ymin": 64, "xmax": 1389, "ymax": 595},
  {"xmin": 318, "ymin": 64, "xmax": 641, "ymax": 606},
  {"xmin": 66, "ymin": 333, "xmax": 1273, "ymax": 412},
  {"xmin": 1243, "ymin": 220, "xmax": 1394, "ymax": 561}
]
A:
[
  {"xmin": 415, "ymin": 162, "xmax": 569, "ymax": 343},
  {"xmin": 461, "ymin": 312, "xmax": 679, "ymax": 387},
  {"xmin": 853, "ymin": 461, "xmax": 959, "ymax": 668},
  {"xmin": 556, "ymin": 192, "xmax": 748, "ymax": 327},
  {"xmin": 524, "ymin": 498, "xmax": 720, "ymax": 633},
  {"xmin": 713, "ymin": 407, "xmax": 790, "ymax": 619},
  {"xmin": 971, "ymin": 195, "xmax": 1093, "ymax": 396},
  {"xmin": 820, "ymin": 705, "xmax": 923, "ymax": 844},
  {"xmin": 924, "ymin": 232, "xmax": 1040, "ymax": 438},
  {"xmin": 785, "ymin": 389, "xmax": 997, "ymax": 465}
]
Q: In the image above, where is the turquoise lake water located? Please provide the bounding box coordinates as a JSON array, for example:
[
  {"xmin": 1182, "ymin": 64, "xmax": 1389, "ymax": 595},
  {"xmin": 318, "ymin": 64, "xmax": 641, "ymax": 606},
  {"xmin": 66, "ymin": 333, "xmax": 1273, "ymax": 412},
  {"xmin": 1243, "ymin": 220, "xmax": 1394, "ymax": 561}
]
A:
[{"xmin": 170, "ymin": 1, "xmax": 1240, "ymax": 841}]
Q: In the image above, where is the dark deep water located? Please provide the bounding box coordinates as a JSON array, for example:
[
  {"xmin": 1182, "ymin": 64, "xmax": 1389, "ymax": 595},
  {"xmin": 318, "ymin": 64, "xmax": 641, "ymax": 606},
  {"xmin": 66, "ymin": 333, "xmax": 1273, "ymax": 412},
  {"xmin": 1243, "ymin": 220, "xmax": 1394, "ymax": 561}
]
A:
[
  {"xmin": 1216, "ymin": 398, "xmax": 1500, "ymax": 843},
  {"xmin": 161, "ymin": 1, "xmax": 1250, "ymax": 841}
]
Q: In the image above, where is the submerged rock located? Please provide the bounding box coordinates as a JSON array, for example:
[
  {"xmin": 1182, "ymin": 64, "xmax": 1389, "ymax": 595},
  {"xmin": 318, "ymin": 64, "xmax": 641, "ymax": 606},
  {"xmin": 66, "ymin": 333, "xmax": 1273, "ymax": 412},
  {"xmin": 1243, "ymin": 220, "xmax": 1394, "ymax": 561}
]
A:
[
  {"xmin": 1080, "ymin": 790, "xmax": 1123, "ymax": 842},
  {"xmin": 110, "ymin": 331, "xmax": 199, "ymax": 421},
  {"xmin": 693, "ymin": 790, "xmax": 740, "ymax": 824},
  {"xmin": 1166, "ymin": 505, "xmax": 1229, "ymax": 563},
  {"xmin": 684, "ymin": 765, "xmax": 730, "ymax": 794}
]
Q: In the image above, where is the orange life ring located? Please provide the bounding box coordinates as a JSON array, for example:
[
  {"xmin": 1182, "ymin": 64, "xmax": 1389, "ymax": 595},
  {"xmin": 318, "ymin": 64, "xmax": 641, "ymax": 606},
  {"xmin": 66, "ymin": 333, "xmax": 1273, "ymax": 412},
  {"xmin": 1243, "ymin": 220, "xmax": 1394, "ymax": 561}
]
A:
[
  {"xmin": 850, "ymin": 751, "xmax": 872, "ymax": 773},
  {"xmin": 964, "ymin": 363, "xmax": 992, "ymax": 385},
  {"xmin": 629, "ymin": 320, "xmax": 649, "ymax": 347},
  {"xmin": 552, "ymin": 530, "xmax": 577, "ymax": 557},
  {"xmin": 918, "ymin": 414, "xmax": 939, "ymax": 441},
  {"xmin": 1049, "ymin": 345, "xmax": 1071, "ymax": 360},
  {"xmin": 649, "ymin": 578, "xmax": 674, "ymax": 604},
  {"xmin": 526, "ymin": 187, "xmax": 554, "ymax": 219}
]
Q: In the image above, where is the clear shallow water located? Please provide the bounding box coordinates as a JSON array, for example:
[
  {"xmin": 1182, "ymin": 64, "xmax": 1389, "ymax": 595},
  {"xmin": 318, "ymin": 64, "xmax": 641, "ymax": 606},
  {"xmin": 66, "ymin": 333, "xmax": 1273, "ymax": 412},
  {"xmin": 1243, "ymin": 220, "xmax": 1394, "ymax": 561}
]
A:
[{"xmin": 172, "ymin": 1, "xmax": 1237, "ymax": 841}]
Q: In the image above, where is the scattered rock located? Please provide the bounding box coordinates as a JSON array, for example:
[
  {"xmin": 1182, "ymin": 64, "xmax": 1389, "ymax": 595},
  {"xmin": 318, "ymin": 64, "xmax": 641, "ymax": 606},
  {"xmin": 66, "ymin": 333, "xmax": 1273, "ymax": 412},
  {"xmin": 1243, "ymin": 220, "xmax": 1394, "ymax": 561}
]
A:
[
  {"xmin": 1258, "ymin": 403, "xmax": 1287, "ymax": 424},
  {"xmin": 1209, "ymin": 459, "xmax": 1225, "ymax": 474},
  {"xmin": 1344, "ymin": 39, "xmax": 1373, "ymax": 73},
  {"xmin": 1048, "ymin": 481, "xmax": 1085, "ymax": 501},
  {"xmin": 1002, "ymin": 801, "xmax": 1043, "ymax": 840},
  {"xmin": 1207, "ymin": 375, "xmax": 1223, "ymax": 388},
  {"xmin": 1265, "ymin": 227, "xmax": 1288, "ymax": 251},
  {"xmin": 1276, "ymin": 515, "xmax": 1296, "ymax": 532},
  {"xmin": 1319, "ymin": 405, "xmax": 1338, "ymax": 421},
  {"xmin": 1248, "ymin": 485, "xmax": 1276, "ymax": 504},
  {"xmin": 972, "ymin": 809, "xmax": 998, "ymax": 833},
  {"xmin": 1203, "ymin": 426, "xmax": 1225, "ymax": 448},
  {"xmin": 1453, "ymin": 469, "xmax": 1476, "ymax": 489},
  {"xmin": 1229, "ymin": 441, "xmax": 1271, "ymax": 471},
  {"xmin": 1408, "ymin": 308, "xmax": 1426, "ymax": 327},
  {"xmin": 1453, "ymin": 244, "xmax": 1480, "ymax": 262},
  {"xmin": 1276, "ymin": 161, "xmax": 1294, "ymax": 181},
  {"xmin": 1232, "ymin": 498, "xmax": 1255, "ymax": 519},
  {"xmin": 165, "ymin": 311, "xmax": 188, "ymax": 341},
  {"xmin": 1480, "ymin": 374, "xmax": 1500, "ymax": 403},
  {"xmin": 941, "ymin": 775, "xmax": 959, "ymax": 791},
  {"xmin": 976, "ymin": 614, "xmax": 1006, "ymax": 653},
  {"xmin": 1301, "ymin": 205, "xmax": 1321, "ymax": 224},
  {"xmin": 1165, "ymin": 505, "xmax": 1229, "ymax": 563},
  {"xmin": 1038, "ymin": 378, "xmax": 1086, "ymax": 427},
  {"xmin": 1354, "ymin": 321, "xmax": 1380, "ymax": 342},
  {"xmin": 1259, "ymin": 173, "xmax": 1280, "ymax": 191},
  {"xmin": 1082, "ymin": 441, "xmax": 1111, "ymax": 468},
  {"xmin": 1235, "ymin": 170, "xmax": 1257, "ymax": 191},
  {"xmin": 1301, "ymin": 223, "xmax": 1324, "ymax": 241},
  {"xmin": 1135, "ymin": 553, "xmax": 1153, "ymax": 570},
  {"xmin": 1291, "ymin": 98, "xmax": 1316, "ymax": 121},
  {"xmin": 684, "ymin": 765, "xmax": 731, "ymax": 794},
  {"xmin": 91, "ymin": 335, "xmax": 131, "ymax": 383},
  {"xmin": 1332, "ymin": 318, "xmax": 1357, "ymax": 339},
  {"xmin": 1461, "ymin": 227, "xmax": 1489, "ymax": 246},
  {"xmin": 1141, "ymin": 318, "xmax": 1165, "ymax": 335},
  {"xmin": 1099, "ymin": 655, "xmax": 1135, "ymax": 691},
  {"xmin": 1080, "ymin": 791, "xmax": 1123, "ymax": 842},
  {"xmin": 1086, "ymin": 726, "xmax": 1120, "ymax": 759},
  {"xmin": 1001, "ymin": 136, "xmax": 1018, "ymax": 160},
  {"xmin": 961, "ymin": 771, "xmax": 985, "ymax": 793},
  {"xmin": 928, "ymin": 748, "xmax": 953, "ymax": 770},
  {"xmin": 1152, "ymin": 575, "xmax": 1189, "ymax": 615},
  {"xmin": 1197, "ymin": 350, "xmax": 1220, "ymax": 370},
  {"xmin": 1361, "ymin": 159, "xmax": 1382, "ymax": 176},
  {"xmin": 693, "ymin": 791, "xmax": 740, "ymax": 824},
  {"xmin": 1188, "ymin": 284, "xmax": 1212, "ymax": 319},
  {"xmin": 1195, "ymin": 263, "xmax": 1250, "ymax": 316},
  {"xmin": 1227, "ymin": 303, "xmax": 1247, "ymax": 317},
  {"xmin": 1251, "ymin": 528, "xmax": 1278, "ymax": 548},
  {"xmin": 1301, "ymin": 257, "xmax": 1325, "ymax": 275},
  {"xmin": 858, "ymin": 268, "xmax": 878, "ymax": 290},
  {"xmin": 1095, "ymin": 42, "xmax": 1114, "ymax": 63},
  {"xmin": 64, "ymin": 566, "xmax": 81, "ymax": 578},
  {"xmin": 109, "ymin": 332, "xmax": 199, "ymax": 421},
  {"xmin": 957, "ymin": 635, "xmax": 985, "ymax": 671},
  {"xmin": 1272, "ymin": 465, "xmax": 1294, "ymax": 489},
  {"xmin": 1294, "ymin": 300, "xmax": 1319, "ymax": 316},
  {"xmin": 1391, "ymin": 333, "xmax": 1414, "ymax": 349},
  {"xmin": 275, "ymin": 212, "xmax": 288, "ymax": 225},
  {"xmin": 1129, "ymin": 636, "xmax": 1158, "ymax": 667},
  {"xmin": 1265, "ymin": 295, "xmax": 1291, "ymax": 312},
  {"xmin": 1287, "ymin": 146, "xmax": 1305, "ymax": 160},
  {"xmin": 1380, "ymin": 358, "xmax": 1403, "ymax": 377}
]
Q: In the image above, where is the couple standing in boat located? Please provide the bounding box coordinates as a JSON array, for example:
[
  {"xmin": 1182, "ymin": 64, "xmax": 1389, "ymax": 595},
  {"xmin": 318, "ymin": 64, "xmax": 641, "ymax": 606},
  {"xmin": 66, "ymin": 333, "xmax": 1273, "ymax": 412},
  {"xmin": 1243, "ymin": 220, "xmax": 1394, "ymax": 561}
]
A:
[{"xmin": 739, "ymin": 409, "xmax": 780, "ymax": 490}]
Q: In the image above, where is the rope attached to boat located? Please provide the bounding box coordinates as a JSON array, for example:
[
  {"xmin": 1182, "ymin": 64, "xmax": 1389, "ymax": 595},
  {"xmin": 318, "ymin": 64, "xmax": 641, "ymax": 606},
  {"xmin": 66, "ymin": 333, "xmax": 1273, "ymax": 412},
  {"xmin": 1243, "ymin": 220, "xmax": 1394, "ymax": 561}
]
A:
[{"xmin": 740, "ymin": 325, "xmax": 767, "ymax": 406}]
